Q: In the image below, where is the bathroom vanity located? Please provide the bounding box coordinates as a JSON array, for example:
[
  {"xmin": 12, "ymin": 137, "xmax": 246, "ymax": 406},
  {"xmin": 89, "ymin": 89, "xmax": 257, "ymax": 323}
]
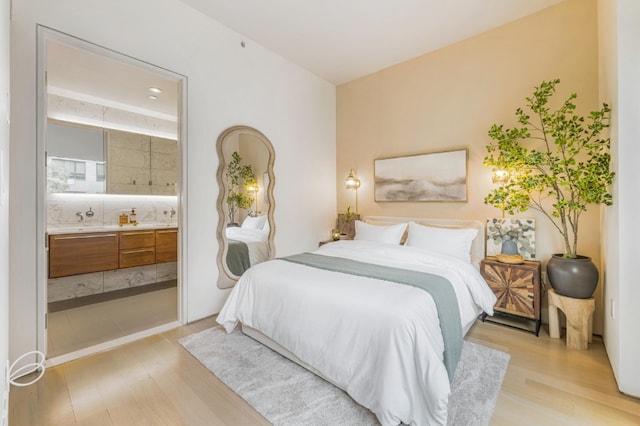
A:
[
  {"xmin": 47, "ymin": 225, "xmax": 178, "ymax": 303},
  {"xmin": 49, "ymin": 225, "xmax": 177, "ymax": 278}
]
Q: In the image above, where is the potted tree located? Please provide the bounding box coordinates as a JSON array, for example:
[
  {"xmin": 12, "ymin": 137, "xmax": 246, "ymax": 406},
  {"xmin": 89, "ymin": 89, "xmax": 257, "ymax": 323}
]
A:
[
  {"xmin": 484, "ymin": 79, "xmax": 614, "ymax": 299},
  {"xmin": 225, "ymin": 151, "xmax": 257, "ymax": 226}
]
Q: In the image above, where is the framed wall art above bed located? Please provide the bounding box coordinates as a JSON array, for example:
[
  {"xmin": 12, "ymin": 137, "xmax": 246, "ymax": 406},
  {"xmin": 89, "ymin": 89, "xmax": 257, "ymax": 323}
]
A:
[{"xmin": 374, "ymin": 149, "xmax": 468, "ymax": 202}]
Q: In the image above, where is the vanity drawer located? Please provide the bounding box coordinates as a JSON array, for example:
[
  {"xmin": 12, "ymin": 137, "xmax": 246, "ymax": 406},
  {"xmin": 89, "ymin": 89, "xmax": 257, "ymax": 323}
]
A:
[
  {"xmin": 49, "ymin": 232, "xmax": 119, "ymax": 278},
  {"xmin": 119, "ymin": 247, "xmax": 156, "ymax": 268},
  {"xmin": 156, "ymin": 229, "xmax": 178, "ymax": 263},
  {"xmin": 119, "ymin": 230, "xmax": 156, "ymax": 250},
  {"xmin": 119, "ymin": 230, "xmax": 156, "ymax": 268}
]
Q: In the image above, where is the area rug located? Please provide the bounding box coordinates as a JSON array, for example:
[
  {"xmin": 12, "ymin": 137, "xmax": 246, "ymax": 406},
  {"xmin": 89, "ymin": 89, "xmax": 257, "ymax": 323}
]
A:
[{"xmin": 179, "ymin": 327, "xmax": 509, "ymax": 426}]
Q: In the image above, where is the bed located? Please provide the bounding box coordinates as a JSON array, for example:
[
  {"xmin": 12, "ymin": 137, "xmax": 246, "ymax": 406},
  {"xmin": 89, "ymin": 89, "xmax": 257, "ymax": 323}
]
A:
[
  {"xmin": 217, "ymin": 216, "xmax": 497, "ymax": 425},
  {"xmin": 225, "ymin": 215, "xmax": 270, "ymax": 275}
]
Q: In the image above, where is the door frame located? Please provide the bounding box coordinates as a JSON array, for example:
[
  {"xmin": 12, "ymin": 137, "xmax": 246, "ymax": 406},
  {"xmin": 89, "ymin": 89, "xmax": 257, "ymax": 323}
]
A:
[{"xmin": 36, "ymin": 26, "xmax": 188, "ymax": 359}]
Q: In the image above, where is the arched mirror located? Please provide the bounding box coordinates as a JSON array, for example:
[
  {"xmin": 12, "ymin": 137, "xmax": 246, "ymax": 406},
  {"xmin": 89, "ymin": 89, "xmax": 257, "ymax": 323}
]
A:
[{"xmin": 216, "ymin": 126, "xmax": 275, "ymax": 288}]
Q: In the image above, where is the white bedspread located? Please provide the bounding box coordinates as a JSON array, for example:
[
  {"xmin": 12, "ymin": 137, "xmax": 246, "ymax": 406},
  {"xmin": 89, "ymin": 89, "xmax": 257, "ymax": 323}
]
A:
[
  {"xmin": 217, "ymin": 240, "xmax": 496, "ymax": 425},
  {"xmin": 225, "ymin": 227, "xmax": 269, "ymax": 265}
]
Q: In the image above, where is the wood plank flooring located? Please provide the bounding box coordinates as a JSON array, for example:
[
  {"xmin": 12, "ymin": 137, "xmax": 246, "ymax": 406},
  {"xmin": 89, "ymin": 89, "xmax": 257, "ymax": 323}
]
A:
[{"xmin": 10, "ymin": 318, "xmax": 640, "ymax": 425}]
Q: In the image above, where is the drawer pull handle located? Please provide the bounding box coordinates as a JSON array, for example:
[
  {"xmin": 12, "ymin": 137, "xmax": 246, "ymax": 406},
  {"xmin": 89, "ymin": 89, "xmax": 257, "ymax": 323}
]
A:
[
  {"xmin": 54, "ymin": 234, "xmax": 118, "ymax": 240},
  {"xmin": 121, "ymin": 248, "xmax": 155, "ymax": 255}
]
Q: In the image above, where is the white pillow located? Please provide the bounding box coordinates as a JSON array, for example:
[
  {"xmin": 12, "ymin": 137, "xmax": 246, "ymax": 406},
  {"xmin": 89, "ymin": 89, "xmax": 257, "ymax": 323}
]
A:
[
  {"xmin": 405, "ymin": 221, "xmax": 478, "ymax": 263},
  {"xmin": 354, "ymin": 220, "xmax": 408, "ymax": 245},
  {"xmin": 242, "ymin": 215, "xmax": 268, "ymax": 230}
]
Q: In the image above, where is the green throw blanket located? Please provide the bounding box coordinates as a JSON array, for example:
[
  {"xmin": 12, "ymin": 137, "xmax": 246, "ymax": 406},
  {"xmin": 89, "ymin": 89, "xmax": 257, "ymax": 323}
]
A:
[
  {"xmin": 280, "ymin": 252, "xmax": 462, "ymax": 381},
  {"xmin": 227, "ymin": 239, "xmax": 251, "ymax": 276}
]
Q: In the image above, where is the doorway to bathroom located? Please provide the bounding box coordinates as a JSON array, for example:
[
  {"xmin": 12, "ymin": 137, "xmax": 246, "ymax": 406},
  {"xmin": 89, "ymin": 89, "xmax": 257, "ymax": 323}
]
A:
[{"xmin": 37, "ymin": 27, "xmax": 187, "ymax": 363}]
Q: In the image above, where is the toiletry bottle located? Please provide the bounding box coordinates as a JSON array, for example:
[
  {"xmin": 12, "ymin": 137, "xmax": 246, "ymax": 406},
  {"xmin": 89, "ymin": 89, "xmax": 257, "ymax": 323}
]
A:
[
  {"xmin": 119, "ymin": 212, "xmax": 129, "ymax": 226},
  {"xmin": 129, "ymin": 208, "xmax": 137, "ymax": 225}
]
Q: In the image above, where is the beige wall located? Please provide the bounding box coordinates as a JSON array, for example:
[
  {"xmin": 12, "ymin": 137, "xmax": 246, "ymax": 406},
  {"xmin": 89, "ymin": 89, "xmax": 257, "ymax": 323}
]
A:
[{"xmin": 337, "ymin": 0, "xmax": 605, "ymax": 332}]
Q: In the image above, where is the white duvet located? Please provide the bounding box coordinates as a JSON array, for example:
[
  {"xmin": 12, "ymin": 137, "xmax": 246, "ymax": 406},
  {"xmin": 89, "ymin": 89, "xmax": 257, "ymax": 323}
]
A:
[
  {"xmin": 217, "ymin": 240, "xmax": 496, "ymax": 425},
  {"xmin": 225, "ymin": 226, "xmax": 269, "ymax": 265}
]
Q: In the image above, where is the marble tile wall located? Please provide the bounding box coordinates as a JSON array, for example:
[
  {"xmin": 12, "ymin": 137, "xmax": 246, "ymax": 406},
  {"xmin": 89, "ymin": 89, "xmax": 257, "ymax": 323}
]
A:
[
  {"xmin": 48, "ymin": 262, "xmax": 178, "ymax": 303},
  {"xmin": 107, "ymin": 130, "xmax": 178, "ymax": 196},
  {"xmin": 48, "ymin": 93, "xmax": 177, "ymax": 140},
  {"xmin": 47, "ymin": 193, "xmax": 178, "ymax": 229}
]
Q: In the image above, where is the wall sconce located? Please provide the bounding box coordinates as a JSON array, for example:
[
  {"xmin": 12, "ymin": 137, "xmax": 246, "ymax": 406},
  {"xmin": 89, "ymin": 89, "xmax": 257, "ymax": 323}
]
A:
[
  {"xmin": 345, "ymin": 169, "xmax": 361, "ymax": 214},
  {"xmin": 491, "ymin": 168, "xmax": 510, "ymax": 218},
  {"xmin": 246, "ymin": 182, "xmax": 259, "ymax": 216},
  {"xmin": 491, "ymin": 168, "xmax": 510, "ymax": 184}
]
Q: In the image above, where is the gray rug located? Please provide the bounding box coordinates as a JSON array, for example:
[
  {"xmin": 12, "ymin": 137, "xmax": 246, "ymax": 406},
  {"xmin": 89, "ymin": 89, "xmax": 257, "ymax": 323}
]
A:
[{"xmin": 179, "ymin": 327, "xmax": 509, "ymax": 426}]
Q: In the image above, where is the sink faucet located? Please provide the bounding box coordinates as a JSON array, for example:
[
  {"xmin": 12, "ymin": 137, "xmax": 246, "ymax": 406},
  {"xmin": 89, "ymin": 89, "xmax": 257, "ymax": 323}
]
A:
[
  {"xmin": 164, "ymin": 208, "xmax": 176, "ymax": 219},
  {"xmin": 76, "ymin": 212, "xmax": 84, "ymax": 222}
]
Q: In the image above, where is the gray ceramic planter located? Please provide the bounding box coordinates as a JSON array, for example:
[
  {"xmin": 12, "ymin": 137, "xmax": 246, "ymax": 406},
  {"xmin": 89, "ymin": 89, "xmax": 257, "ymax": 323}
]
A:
[{"xmin": 547, "ymin": 254, "xmax": 598, "ymax": 299}]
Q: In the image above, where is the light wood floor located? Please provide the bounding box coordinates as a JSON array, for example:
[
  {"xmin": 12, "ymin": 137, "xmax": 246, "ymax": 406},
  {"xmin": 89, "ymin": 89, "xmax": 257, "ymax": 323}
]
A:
[
  {"xmin": 10, "ymin": 318, "xmax": 640, "ymax": 425},
  {"xmin": 47, "ymin": 287, "xmax": 178, "ymax": 358}
]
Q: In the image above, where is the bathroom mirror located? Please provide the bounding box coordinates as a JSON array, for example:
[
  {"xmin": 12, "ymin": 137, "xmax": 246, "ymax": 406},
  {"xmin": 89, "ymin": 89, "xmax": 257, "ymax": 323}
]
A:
[
  {"xmin": 216, "ymin": 126, "xmax": 275, "ymax": 289},
  {"xmin": 46, "ymin": 120, "xmax": 178, "ymax": 196}
]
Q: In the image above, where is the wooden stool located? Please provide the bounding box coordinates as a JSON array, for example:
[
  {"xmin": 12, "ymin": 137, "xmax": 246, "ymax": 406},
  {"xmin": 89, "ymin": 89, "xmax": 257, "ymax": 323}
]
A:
[{"xmin": 548, "ymin": 289, "xmax": 594, "ymax": 350}]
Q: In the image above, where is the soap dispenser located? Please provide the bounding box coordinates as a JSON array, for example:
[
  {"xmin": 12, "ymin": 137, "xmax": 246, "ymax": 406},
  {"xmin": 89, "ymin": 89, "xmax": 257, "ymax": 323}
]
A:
[{"xmin": 129, "ymin": 208, "xmax": 138, "ymax": 225}]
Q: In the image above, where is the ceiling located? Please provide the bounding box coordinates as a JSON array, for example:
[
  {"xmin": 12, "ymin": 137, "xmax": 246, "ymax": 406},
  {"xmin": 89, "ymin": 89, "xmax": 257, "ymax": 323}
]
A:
[
  {"xmin": 179, "ymin": 0, "xmax": 566, "ymax": 85},
  {"xmin": 47, "ymin": 40, "xmax": 179, "ymax": 120},
  {"xmin": 46, "ymin": 0, "xmax": 565, "ymax": 116}
]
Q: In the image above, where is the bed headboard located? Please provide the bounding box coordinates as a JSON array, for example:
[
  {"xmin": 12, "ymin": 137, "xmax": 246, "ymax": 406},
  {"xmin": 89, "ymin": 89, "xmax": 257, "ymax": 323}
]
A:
[{"xmin": 363, "ymin": 216, "xmax": 485, "ymax": 264}]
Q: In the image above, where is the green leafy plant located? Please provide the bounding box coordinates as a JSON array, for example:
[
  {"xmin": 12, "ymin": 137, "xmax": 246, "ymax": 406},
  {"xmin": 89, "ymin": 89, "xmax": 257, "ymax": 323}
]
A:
[
  {"xmin": 225, "ymin": 151, "xmax": 256, "ymax": 224},
  {"xmin": 340, "ymin": 205, "xmax": 354, "ymax": 234},
  {"xmin": 484, "ymin": 79, "xmax": 614, "ymax": 258}
]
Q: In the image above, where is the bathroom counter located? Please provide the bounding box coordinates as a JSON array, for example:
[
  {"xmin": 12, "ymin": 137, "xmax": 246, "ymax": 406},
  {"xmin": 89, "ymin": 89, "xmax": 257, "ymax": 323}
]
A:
[{"xmin": 47, "ymin": 223, "xmax": 177, "ymax": 235}]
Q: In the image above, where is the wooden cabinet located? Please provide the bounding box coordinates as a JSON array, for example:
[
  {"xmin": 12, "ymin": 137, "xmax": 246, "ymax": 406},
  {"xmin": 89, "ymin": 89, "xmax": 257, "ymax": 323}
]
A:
[
  {"xmin": 49, "ymin": 227, "xmax": 178, "ymax": 277},
  {"xmin": 155, "ymin": 228, "xmax": 178, "ymax": 263},
  {"xmin": 119, "ymin": 230, "xmax": 156, "ymax": 268},
  {"xmin": 480, "ymin": 256, "xmax": 542, "ymax": 335},
  {"xmin": 49, "ymin": 232, "xmax": 119, "ymax": 278}
]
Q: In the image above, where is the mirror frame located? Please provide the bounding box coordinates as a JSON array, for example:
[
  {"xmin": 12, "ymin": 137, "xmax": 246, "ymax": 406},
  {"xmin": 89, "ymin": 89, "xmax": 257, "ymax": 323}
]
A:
[{"xmin": 216, "ymin": 125, "xmax": 276, "ymax": 288}]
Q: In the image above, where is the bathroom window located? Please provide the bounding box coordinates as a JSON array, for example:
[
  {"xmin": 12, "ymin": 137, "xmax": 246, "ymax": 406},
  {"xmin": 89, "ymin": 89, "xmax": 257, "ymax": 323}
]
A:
[
  {"xmin": 51, "ymin": 158, "xmax": 86, "ymax": 181},
  {"xmin": 48, "ymin": 157, "xmax": 105, "ymax": 194},
  {"xmin": 96, "ymin": 162, "xmax": 105, "ymax": 182}
]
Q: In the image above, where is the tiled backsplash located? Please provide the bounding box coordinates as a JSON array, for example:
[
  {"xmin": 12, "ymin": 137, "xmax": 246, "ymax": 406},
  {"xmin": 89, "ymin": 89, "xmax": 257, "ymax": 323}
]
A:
[{"xmin": 47, "ymin": 193, "xmax": 178, "ymax": 229}]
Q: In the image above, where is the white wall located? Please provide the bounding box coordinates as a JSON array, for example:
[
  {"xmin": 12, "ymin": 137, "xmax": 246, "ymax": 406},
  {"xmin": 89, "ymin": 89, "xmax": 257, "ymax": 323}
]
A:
[
  {"xmin": 1, "ymin": 0, "xmax": 10, "ymax": 413},
  {"xmin": 599, "ymin": 0, "xmax": 640, "ymax": 398},
  {"xmin": 10, "ymin": 0, "xmax": 336, "ymax": 363}
]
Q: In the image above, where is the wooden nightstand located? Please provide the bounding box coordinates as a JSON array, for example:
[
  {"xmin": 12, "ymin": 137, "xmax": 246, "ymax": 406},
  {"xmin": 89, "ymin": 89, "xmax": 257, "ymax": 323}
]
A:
[{"xmin": 480, "ymin": 256, "xmax": 542, "ymax": 335}]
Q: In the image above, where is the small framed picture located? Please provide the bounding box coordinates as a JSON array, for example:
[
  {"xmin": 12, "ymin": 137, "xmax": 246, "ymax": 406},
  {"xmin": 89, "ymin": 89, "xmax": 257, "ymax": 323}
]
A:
[{"xmin": 486, "ymin": 218, "xmax": 536, "ymax": 260}]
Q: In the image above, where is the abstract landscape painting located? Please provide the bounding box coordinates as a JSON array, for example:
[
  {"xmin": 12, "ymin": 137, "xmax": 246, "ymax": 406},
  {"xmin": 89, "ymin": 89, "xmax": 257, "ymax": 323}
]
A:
[{"xmin": 374, "ymin": 149, "xmax": 467, "ymax": 202}]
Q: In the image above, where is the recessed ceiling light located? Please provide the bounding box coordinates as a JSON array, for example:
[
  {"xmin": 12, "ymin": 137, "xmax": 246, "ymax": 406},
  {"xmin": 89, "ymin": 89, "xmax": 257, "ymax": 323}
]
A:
[
  {"xmin": 148, "ymin": 95, "xmax": 158, "ymax": 100},
  {"xmin": 149, "ymin": 87, "xmax": 163, "ymax": 94}
]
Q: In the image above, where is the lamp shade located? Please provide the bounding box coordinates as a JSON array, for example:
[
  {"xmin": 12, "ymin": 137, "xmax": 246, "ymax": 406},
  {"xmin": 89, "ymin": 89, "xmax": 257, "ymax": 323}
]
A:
[
  {"xmin": 491, "ymin": 168, "xmax": 510, "ymax": 184},
  {"xmin": 345, "ymin": 169, "xmax": 361, "ymax": 189}
]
